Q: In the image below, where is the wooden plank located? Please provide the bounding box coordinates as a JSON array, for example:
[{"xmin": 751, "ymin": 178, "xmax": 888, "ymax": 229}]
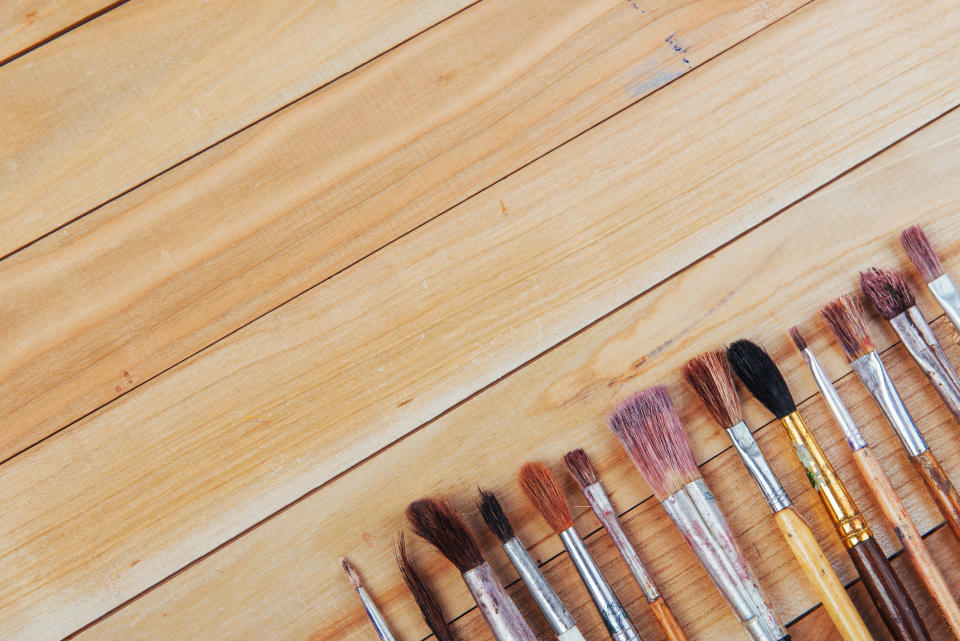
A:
[
  {"xmin": 0, "ymin": 0, "xmax": 810, "ymax": 462},
  {"xmin": 0, "ymin": 1, "xmax": 120, "ymax": 64},
  {"xmin": 0, "ymin": 0, "xmax": 473, "ymax": 256},
  {"xmin": 3, "ymin": 0, "xmax": 960, "ymax": 638}
]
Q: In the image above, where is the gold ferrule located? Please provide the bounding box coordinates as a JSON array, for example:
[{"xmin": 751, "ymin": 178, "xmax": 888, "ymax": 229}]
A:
[{"xmin": 779, "ymin": 411, "xmax": 872, "ymax": 548}]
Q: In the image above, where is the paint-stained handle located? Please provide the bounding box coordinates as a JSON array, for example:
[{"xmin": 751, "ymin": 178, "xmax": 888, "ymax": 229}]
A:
[
  {"xmin": 913, "ymin": 450, "xmax": 960, "ymax": 544},
  {"xmin": 773, "ymin": 508, "xmax": 874, "ymax": 641},
  {"xmin": 847, "ymin": 538, "xmax": 931, "ymax": 641},
  {"xmin": 648, "ymin": 596, "xmax": 690, "ymax": 641}
]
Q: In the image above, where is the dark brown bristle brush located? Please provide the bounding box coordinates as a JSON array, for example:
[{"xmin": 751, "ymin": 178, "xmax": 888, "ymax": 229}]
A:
[
  {"xmin": 342, "ymin": 557, "xmax": 398, "ymax": 641},
  {"xmin": 728, "ymin": 339, "xmax": 930, "ymax": 641},
  {"xmin": 682, "ymin": 351, "xmax": 873, "ymax": 641},
  {"xmin": 563, "ymin": 449, "xmax": 690, "ymax": 641},
  {"xmin": 406, "ymin": 498, "xmax": 536, "ymax": 641},
  {"xmin": 901, "ymin": 224, "xmax": 960, "ymax": 333},
  {"xmin": 396, "ymin": 532, "xmax": 455, "ymax": 641},
  {"xmin": 608, "ymin": 385, "xmax": 788, "ymax": 641},
  {"xmin": 518, "ymin": 462, "xmax": 640, "ymax": 641}
]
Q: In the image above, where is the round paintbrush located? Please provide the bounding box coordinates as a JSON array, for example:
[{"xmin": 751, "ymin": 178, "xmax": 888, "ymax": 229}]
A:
[
  {"xmin": 342, "ymin": 557, "xmax": 398, "ymax": 641},
  {"xmin": 901, "ymin": 225, "xmax": 960, "ymax": 336},
  {"xmin": 396, "ymin": 531, "xmax": 456, "ymax": 641}
]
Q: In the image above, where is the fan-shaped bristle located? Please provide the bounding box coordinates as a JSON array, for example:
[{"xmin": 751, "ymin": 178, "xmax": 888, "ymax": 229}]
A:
[
  {"xmin": 821, "ymin": 295, "xmax": 875, "ymax": 362},
  {"xmin": 563, "ymin": 449, "xmax": 599, "ymax": 490},
  {"xmin": 607, "ymin": 385, "xmax": 700, "ymax": 500},
  {"xmin": 789, "ymin": 326, "xmax": 807, "ymax": 352},
  {"xmin": 406, "ymin": 498, "xmax": 483, "ymax": 573},
  {"xmin": 396, "ymin": 532, "xmax": 455, "ymax": 641},
  {"xmin": 681, "ymin": 351, "xmax": 743, "ymax": 428},
  {"xmin": 901, "ymin": 225, "xmax": 944, "ymax": 282},
  {"xmin": 341, "ymin": 557, "xmax": 361, "ymax": 588},
  {"xmin": 477, "ymin": 488, "xmax": 515, "ymax": 544},
  {"xmin": 861, "ymin": 267, "xmax": 915, "ymax": 319},
  {"xmin": 726, "ymin": 340, "xmax": 796, "ymax": 419},
  {"xmin": 518, "ymin": 462, "xmax": 574, "ymax": 533}
]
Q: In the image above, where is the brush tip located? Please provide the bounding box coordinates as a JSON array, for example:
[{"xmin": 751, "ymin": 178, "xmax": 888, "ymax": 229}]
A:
[
  {"xmin": 681, "ymin": 350, "xmax": 742, "ymax": 428},
  {"xmin": 821, "ymin": 294, "xmax": 874, "ymax": 361},
  {"xmin": 519, "ymin": 461, "xmax": 574, "ymax": 533},
  {"xmin": 726, "ymin": 339, "xmax": 796, "ymax": 419},
  {"xmin": 901, "ymin": 224, "xmax": 944, "ymax": 282},
  {"xmin": 406, "ymin": 497, "xmax": 483, "ymax": 573},
  {"xmin": 563, "ymin": 448, "xmax": 599, "ymax": 489},
  {"xmin": 860, "ymin": 267, "xmax": 915, "ymax": 319},
  {"xmin": 788, "ymin": 326, "xmax": 807, "ymax": 352},
  {"xmin": 341, "ymin": 557, "xmax": 361, "ymax": 588},
  {"xmin": 396, "ymin": 532, "xmax": 455, "ymax": 641},
  {"xmin": 477, "ymin": 487, "xmax": 515, "ymax": 544}
]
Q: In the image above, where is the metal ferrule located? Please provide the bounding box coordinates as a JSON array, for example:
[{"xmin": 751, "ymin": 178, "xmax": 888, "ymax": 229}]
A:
[
  {"xmin": 559, "ymin": 527, "xmax": 638, "ymax": 641},
  {"xmin": 800, "ymin": 347, "xmax": 867, "ymax": 451},
  {"xmin": 890, "ymin": 307, "xmax": 960, "ymax": 419},
  {"xmin": 583, "ymin": 481, "xmax": 660, "ymax": 602},
  {"xmin": 851, "ymin": 351, "xmax": 928, "ymax": 457},
  {"xmin": 726, "ymin": 421, "xmax": 792, "ymax": 513},
  {"xmin": 502, "ymin": 537, "xmax": 576, "ymax": 636},
  {"xmin": 929, "ymin": 273, "xmax": 960, "ymax": 333},
  {"xmin": 779, "ymin": 412, "xmax": 872, "ymax": 548},
  {"xmin": 463, "ymin": 561, "xmax": 537, "ymax": 641},
  {"xmin": 356, "ymin": 587, "xmax": 397, "ymax": 641}
]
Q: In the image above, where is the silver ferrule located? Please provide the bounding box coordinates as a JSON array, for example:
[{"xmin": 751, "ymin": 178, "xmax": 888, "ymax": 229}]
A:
[
  {"xmin": 583, "ymin": 482, "xmax": 660, "ymax": 602},
  {"xmin": 852, "ymin": 351, "xmax": 928, "ymax": 457},
  {"xmin": 890, "ymin": 307, "xmax": 960, "ymax": 419},
  {"xmin": 463, "ymin": 561, "xmax": 537, "ymax": 641},
  {"xmin": 929, "ymin": 273, "xmax": 960, "ymax": 333},
  {"xmin": 801, "ymin": 347, "xmax": 867, "ymax": 451},
  {"xmin": 356, "ymin": 587, "xmax": 397, "ymax": 641},
  {"xmin": 502, "ymin": 537, "xmax": 576, "ymax": 636},
  {"xmin": 559, "ymin": 527, "xmax": 638, "ymax": 641},
  {"xmin": 726, "ymin": 421, "xmax": 792, "ymax": 513}
]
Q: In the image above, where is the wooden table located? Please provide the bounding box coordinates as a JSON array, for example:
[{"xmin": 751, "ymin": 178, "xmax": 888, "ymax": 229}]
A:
[{"xmin": 1, "ymin": 1, "xmax": 959, "ymax": 639}]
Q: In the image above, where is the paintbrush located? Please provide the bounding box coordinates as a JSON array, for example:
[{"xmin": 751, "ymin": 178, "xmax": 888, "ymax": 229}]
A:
[
  {"xmin": 342, "ymin": 557, "xmax": 398, "ymax": 641},
  {"xmin": 396, "ymin": 531, "xmax": 456, "ymax": 641},
  {"xmin": 861, "ymin": 267, "xmax": 960, "ymax": 421},
  {"xmin": 791, "ymin": 325, "xmax": 960, "ymax": 638},
  {"xmin": 563, "ymin": 449, "xmax": 690, "ymax": 641},
  {"xmin": 407, "ymin": 498, "xmax": 537, "ymax": 641},
  {"xmin": 682, "ymin": 350, "xmax": 875, "ymax": 641},
  {"xmin": 519, "ymin": 461, "xmax": 641, "ymax": 641},
  {"xmin": 822, "ymin": 294, "xmax": 960, "ymax": 544},
  {"xmin": 609, "ymin": 385, "xmax": 788, "ymax": 641},
  {"xmin": 728, "ymin": 339, "xmax": 930, "ymax": 641},
  {"xmin": 477, "ymin": 488, "xmax": 586, "ymax": 641},
  {"xmin": 901, "ymin": 224, "xmax": 960, "ymax": 334}
]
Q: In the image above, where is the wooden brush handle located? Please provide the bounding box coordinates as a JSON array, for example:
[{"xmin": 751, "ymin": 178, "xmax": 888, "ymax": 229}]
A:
[
  {"xmin": 847, "ymin": 538, "xmax": 930, "ymax": 641},
  {"xmin": 648, "ymin": 595, "xmax": 690, "ymax": 641},
  {"xmin": 773, "ymin": 508, "xmax": 874, "ymax": 641},
  {"xmin": 855, "ymin": 447, "xmax": 960, "ymax": 637},
  {"xmin": 912, "ymin": 450, "xmax": 960, "ymax": 543}
]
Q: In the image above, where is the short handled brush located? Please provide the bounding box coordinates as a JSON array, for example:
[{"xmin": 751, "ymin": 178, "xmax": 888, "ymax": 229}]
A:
[{"xmin": 901, "ymin": 224, "xmax": 960, "ymax": 334}]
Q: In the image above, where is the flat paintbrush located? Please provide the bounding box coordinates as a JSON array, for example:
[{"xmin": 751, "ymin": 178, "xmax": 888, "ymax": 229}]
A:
[
  {"xmin": 682, "ymin": 350, "xmax": 874, "ymax": 641},
  {"xmin": 728, "ymin": 339, "xmax": 930, "ymax": 641},
  {"xmin": 396, "ymin": 532, "xmax": 456, "ymax": 641},
  {"xmin": 609, "ymin": 385, "xmax": 789, "ymax": 641},
  {"xmin": 901, "ymin": 224, "xmax": 960, "ymax": 334},
  {"xmin": 791, "ymin": 325, "xmax": 960, "ymax": 639},
  {"xmin": 563, "ymin": 449, "xmax": 689, "ymax": 641},
  {"xmin": 342, "ymin": 557, "xmax": 398, "ymax": 641}
]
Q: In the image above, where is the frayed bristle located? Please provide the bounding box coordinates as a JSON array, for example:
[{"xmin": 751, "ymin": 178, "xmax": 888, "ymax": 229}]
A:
[
  {"xmin": 607, "ymin": 385, "xmax": 700, "ymax": 500},
  {"xmin": 681, "ymin": 351, "xmax": 742, "ymax": 428},
  {"xmin": 518, "ymin": 462, "xmax": 574, "ymax": 533},
  {"xmin": 789, "ymin": 326, "xmax": 807, "ymax": 352},
  {"xmin": 901, "ymin": 225, "xmax": 944, "ymax": 282},
  {"xmin": 821, "ymin": 295, "xmax": 875, "ymax": 362},
  {"xmin": 727, "ymin": 340, "xmax": 796, "ymax": 419},
  {"xmin": 861, "ymin": 267, "xmax": 915, "ymax": 319},
  {"xmin": 406, "ymin": 498, "xmax": 483, "ymax": 573},
  {"xmin": 341, "ymin": 557, "xmax": 361, "ymax": 588},
  {"xmin": 563, "ymin": 449, "xmax": 599, "ymax": 490},
  {"xmin": 477, "ymin": 488, "xmax": 515, "ymax": 544},
  {"xmin": 396, "ymin": 532, "xmax": 455, "ymax": 641}
]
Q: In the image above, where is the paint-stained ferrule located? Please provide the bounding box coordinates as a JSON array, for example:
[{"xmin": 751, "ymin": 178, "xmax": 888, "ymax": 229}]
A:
[
  {"xmin": 928, "ymin": 273, "xmax": 960, "ymax": 334},
  {"xmin": 502, "ymin": 537, "xmax": 577, "ymax": 637},
  {"xmin": 890, "ymin": 307, "xmax": 960, "ymax": 419},
  {"xmin": 799, "ymin": 347, "xmax": 867, "ymax": 451},
  {"xmin": 851, "ymin": 351, "xmax": 928, "ymax": 458},
  {"xmin": 725, "ymin": 421, "xmax": 792, "ymax": 513},
  {"xmin": 355, "ymin": 586, "xmax": 398, "ymax": 641},
  {"xmin": 463, "ymin": 561, "xmax": 538, "ymax": 641}
]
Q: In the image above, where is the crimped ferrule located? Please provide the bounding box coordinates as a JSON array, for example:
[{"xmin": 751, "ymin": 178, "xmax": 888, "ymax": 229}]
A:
[
  {"xmin": 890, "ymin": 307, "xmax": 960, "ymax": 419},
  {"xmin": 463, "ymin": 561, "xmax": 537, "ymax": 641},
  {"xmin": 356, "ymin": 586, "xmax": 397, "ymax": 641},
  {"xmin": 851, "ymin": 351, "xmax": 928, "ymax": 458},
  {"xmin": 502, "ymin": 537, "xmax": 577, "ymax": 636},
  {"xmin": 929, "ymin": 273, "xmax": 960, "ymax": 333},
  {"xmin": 799, "ymin": 347, "xmax": 867, "ymax": 451},
  {"xmin": 726, "ymin": 421, "xmax": 792, "ymax": 513}
]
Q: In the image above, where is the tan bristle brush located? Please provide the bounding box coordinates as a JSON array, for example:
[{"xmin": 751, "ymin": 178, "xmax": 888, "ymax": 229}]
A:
[
  {"xmin": 396, "ymin": 532, "xmax": 456, "ymax": 641},
  {"xmin": 682, "ymin": 351, "xmax": 874, "ymax": 641},
  {"xmin": 518, "ymin": 462, "xmax": 641, "ymax": 641},
  {"xmin": 861, "ymin": 267, "xmax": 960, "ymax": 422},
  {"xmin": 406, "ymin": 498, "xmax": 536, "ymax": 641},
  {"xmin": 728, "ymin": 339, "xmax": 930, "ymax": 641},
  {"xmin": 791, "ymin": 325, "xmax": 960, "ymax": 638},
  {"xmin": 822, "ymin": 294, "xmax": 960, "ymax": 544},
  {"xmin": 901, "ymin": 224, "xmax": 960, "ymax": 334},
  {"xmin": 342, "ymin": 557, "xmax": 398, "ymax": 641},
  {"xmin": 608, "ymin": 385, "xmax": 789, "ymax": 641},
  {"xmin": 563, "ymin": 449, "xmax": 689, "ymax": 641}
]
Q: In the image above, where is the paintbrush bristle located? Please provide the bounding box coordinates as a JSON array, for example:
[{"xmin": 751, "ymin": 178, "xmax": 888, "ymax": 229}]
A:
[
  {"xmin": 397, "ymin": 532, "xmax": 455, "ymax": 641},
  {"xmin": 477, "ymin": 488, "xmax": 515, "ymax": 544},
  {"xmin": 821, "ymin": 295, "xmax": 875, "ymax": 361},
  {"xmin": 607, "ymin": 385, "xmax": 700, "ymax": 500},
  {"xmin": 901, "ymin": 225, "xmax": 944, "ymax": 282},
  {"xmin": 519, "ymin": 462, "xmax": 574, "ymax": 533},
  {"xmin": 681, "ymin": 350, "xmax": 743, "ymax": 428},
  {"xmin": 341, "ymin": 557, "xmax": 361, "ymax": 589},
  {"xmin": 861, "ymin": 267, "xmax": 916, "ymax": 319},
  {"xmin": 789, "ymin": 326, "xmax": 807, "ymax": 352},
  {"xmin": 563, "ymin": 448, "xmax": 599, "ymax": 490},
  {"xmin": 406, "ymin": 498, "xmax": 483, "ymax": 573},
  {"xmin": 727, "ymin": 340, "xmax": 796, "ymax": 419}
]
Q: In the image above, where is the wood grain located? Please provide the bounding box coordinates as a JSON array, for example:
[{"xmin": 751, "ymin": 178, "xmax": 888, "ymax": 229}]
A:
[
  {"xmin": 61, "ymin": 103, "xmax": 960, "ymax": 639},
  {"xmin": 0, "ymin": 1, "xmax": 120, "ymax": 64},
  {"xmin": 0, "ymin": 0, "xmax": 810, "ymax": 462}
]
